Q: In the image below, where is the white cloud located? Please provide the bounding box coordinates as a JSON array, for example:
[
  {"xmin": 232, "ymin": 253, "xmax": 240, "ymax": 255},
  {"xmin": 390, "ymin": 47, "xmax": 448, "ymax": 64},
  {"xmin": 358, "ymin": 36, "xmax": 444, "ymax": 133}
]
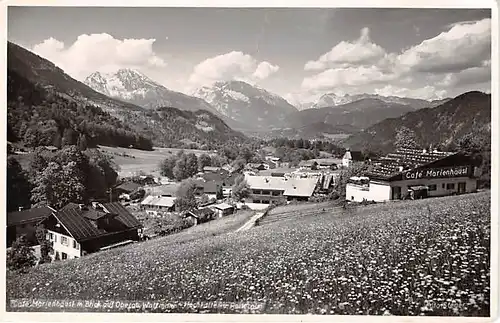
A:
[
  {"xmin": 253, "ymin": 61, "xmax": 280, "ymax": 80},
  {"xmin": 398, "ymin": 18, "xmax": 491, "ymax": 74},
  {"xmin": 301, "ymin": 65, "xmax": 397, "ymax": 92},
  {"xmin": 300, "ymin": 18, "xmax": 491, "ymax": 100},
  {"xmin": 304, "ymin": 27, "xmax": 387, "ymax": 71},
  {"xmin": 32, "ymin": 33, "xmax": 166, "ymax": 81},
  {"xmin": 187, "ymin": 51, "xmax": 280, "ymax": 89},
  {"xmin": 374, "ymin": 85, "xmax": 447, "ymax": 101}
]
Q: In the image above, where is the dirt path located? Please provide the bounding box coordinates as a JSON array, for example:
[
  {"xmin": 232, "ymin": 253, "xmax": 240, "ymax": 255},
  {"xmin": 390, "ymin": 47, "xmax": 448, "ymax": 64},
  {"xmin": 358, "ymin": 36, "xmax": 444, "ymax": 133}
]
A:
[{"xmin": 235, "ymin": 212, "xmax": 266, "ymax": 232}]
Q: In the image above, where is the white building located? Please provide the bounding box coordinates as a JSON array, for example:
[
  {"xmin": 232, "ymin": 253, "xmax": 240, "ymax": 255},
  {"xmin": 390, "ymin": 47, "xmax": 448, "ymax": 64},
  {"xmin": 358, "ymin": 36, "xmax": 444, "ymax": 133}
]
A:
[
  {"xmin": 342, "ymin": 150, "xmax": 364, "ymax": 168},
  {"xmin": 346, "ymin": 148, "xmax": 480, "ymax": 202}
]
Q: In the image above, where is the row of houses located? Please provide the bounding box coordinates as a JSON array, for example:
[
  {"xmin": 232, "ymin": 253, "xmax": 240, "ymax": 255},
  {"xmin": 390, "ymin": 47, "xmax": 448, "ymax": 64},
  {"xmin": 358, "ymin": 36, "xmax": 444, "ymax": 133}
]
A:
[
  {"xmin": 346, "ymin": 148, "xmax": 481, "ymax": 202},
  {"xmin": 7, "ymin": 202, "xmax": 143, "ymax": 261}
]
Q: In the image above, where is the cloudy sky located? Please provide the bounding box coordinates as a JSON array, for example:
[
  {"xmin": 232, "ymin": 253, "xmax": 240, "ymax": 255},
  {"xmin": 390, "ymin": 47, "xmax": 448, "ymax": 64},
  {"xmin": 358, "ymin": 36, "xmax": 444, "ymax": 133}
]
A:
[{"xmin": 8, "ymin": 7, "xmax": 491, "ymax": 105}]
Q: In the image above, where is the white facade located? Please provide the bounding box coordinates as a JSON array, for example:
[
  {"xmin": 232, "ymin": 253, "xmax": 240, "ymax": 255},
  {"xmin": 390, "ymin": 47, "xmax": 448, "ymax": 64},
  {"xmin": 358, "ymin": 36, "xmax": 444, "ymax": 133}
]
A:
[
  {"xmin": 346, "ymin": 176, "xmax": 477, "ymax": 202},
  {"xmin": 47, "ymin": 230, "xmax": 81, "ymax": 260},
  {"xmin": 342, "ymin": 157, "xmax": 352, "ymax": 168}
]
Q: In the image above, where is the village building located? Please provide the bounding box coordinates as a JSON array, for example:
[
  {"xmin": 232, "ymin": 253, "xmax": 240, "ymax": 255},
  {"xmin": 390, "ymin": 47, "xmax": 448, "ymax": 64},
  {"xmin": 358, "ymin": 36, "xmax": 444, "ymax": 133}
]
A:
[
  {"xmin": 342, "ymin": 149, "xmax": 364, "ymax": 167},
  {"xmin": 41, "ymin": 202, "xmax": 143, "ymax": 260},
  {"xmin": 298, "ymin": 160, "xmax": 318, "ymax": 170},
  {"xmin": 144, "ymin": 183, "xmax": 180, "ymax": 197},
  {"xmin": 140, "ymin": 195, "xmax": 177, "ymax": 215},
  {"xmin": 185, "ymin": 208, "xmax": 216, "ymax": 225},
  {"xmin": 115, "ymin": 181, "xmax": 144, "ymax": 201},
  {"xmin": 210, "ymin": 203, "xmax": 235, "ymax": 217},
  {"xmin": 316, "ymin": 160, "xmax": 338, "ymax": 170},
  {"xmin": 346, "ymin": 148, "xmax": 480, "ymax": 202},
  {"xmin": 7, "ymin": 206, "xmax": 55, "ymax": 247},
  {"xmin": 245, "ymin": 174, "xmax": 319, "ymax": 204},
  {"xmin": 203, "ymin": 166, "xmax": 222, "ymax": 173},
  {"xmin": 246, "ymin": 162, "xmax": 269, "ymax": 171}
]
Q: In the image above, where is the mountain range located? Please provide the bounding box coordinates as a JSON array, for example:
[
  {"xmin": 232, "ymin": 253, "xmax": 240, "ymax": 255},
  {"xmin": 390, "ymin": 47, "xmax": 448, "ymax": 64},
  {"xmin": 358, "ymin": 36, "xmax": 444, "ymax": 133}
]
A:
[
  {"xmin": 192, "ymin": 80, "xmax": 297, "ymax": 130},
  {"xmin": 7, "ymin": 41, "xmax": 491, "ymax": 155},
  {"xmin": 7, "ymin": 41, "xmax": 249, "ymax": 150},
  {"xmin": 345, "ymin": 91, "xmax": 491, "ymax": 154}
]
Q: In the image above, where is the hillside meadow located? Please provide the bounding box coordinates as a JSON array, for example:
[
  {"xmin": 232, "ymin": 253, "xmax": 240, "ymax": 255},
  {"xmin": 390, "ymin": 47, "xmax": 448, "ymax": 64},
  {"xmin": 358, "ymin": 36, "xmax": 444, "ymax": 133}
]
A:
[{"xmin": 6, "ymin": 192, "xmax": 490, "ymax": 316}]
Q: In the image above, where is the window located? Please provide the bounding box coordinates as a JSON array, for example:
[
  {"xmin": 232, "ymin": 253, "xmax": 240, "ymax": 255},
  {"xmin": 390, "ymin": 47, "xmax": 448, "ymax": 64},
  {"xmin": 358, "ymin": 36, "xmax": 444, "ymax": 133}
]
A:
[
  {"xmin": 62, "ymin": 252, "xmax": 67, "ymax": 260},
  {"xmin": 428, "ymin": 184, "xmax": 437, "ymax": 191},
  {"xmin": 253, "ymin": 189, "xmax": 261, "ymax": 195},
  {"xmin": 54, "ymin": 235, "xmax": 57, "ymax": 243},
  {"xmin": 351, "ymin": 196, "xmax": 354, "ymax": 201},
  {"xmin": 446, "ymin": 183, "xmax": 455, "ymax": 190},
  {"xmin": 73, "ymin": 240, "xmax": 79, "ymax": 250},
  {"xmin": 61, "ymin": 236, "xmax": 69, "ymax": 246},
  {"xmin": 262, "ymin": 190, "xmax": 270, "ymax": 195},
  {"xmin": 253, "ymin": 200, "xmax": 260, "ymax": 203},
  {"xmin": 442, "ymin": 183, "xmax": 445, "ymax": 189},
  {"xmin": 272, "ymin": 191, "xmax": 281, "ymax": 196}
]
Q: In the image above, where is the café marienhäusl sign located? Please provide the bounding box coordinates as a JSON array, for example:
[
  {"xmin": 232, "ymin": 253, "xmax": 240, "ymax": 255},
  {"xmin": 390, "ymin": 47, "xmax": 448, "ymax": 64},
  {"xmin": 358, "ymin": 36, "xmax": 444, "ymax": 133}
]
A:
[{"xmin": 404, "ymin": 166, "xmax": 470, "ymax": 180}]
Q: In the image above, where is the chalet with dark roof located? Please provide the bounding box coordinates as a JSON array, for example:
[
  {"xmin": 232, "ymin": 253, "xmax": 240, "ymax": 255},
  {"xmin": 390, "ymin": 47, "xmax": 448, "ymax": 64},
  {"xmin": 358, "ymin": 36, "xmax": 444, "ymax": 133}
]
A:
[
  {"xmin": 7, "ymin": 206, "xmax": 55, "ymax": 247},
  {"xmin": 41, "ymin": 202, "xmax": 143, "ymax": 260},
  {"xmin": 346, "ymin": 148, "xmax": 480, "ymax": 202}
]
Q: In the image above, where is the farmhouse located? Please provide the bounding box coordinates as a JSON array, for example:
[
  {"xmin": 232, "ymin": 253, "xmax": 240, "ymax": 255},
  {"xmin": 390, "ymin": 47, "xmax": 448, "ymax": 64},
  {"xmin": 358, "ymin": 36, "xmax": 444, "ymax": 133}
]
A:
[
  {"xmin": 140, "ymin": 195, "xmax": 177, "ymax": 215},
  {"xmin": 346, "ymin": 148, "xmax": 480, "ymax": 202},
  {"xmin": 342, "ymin": 149, "xmax": 364, "ymax": 167},
  {"xmin": 41, "ymin": 202, "xmax": 143, "ymax": 260},
  {"xmin": 210, "ymin": 202, "xmax": 235, "ymax": 217},
  {"xmin": 7, "ymin": 206, "xmax": 55, "ymax": 247},
  {"xmin": 144, "ymin": 183, "xmax": 180, "ymax": 197},
  {"xmin": 245, "ymin": 174, "xmax": 319, "ymax": 204}
]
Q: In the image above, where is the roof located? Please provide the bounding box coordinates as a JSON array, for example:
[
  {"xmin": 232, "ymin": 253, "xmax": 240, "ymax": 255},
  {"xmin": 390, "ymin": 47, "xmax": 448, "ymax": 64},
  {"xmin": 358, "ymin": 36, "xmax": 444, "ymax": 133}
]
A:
[
  {"xmin": 203, "ymin": 181, "xmax": 221, "ymax": 193},
  {"xmin": 317, "ymin": 160, "xmax": 337, "ymax": 166},
  {"xmin": 54, "ymin": 203, "xmax": 142, "ymax": 242},
  {"xmin": 245, "ymin": 175, "xmax": 318, "ymax": 197},
  {"xmin": 144, "ymin": 184, "xmax": 179, "ymax": 197},
  {"xmin": 367, "ymin": 148, "xmax": 456, "ymax": 180},
  {"xmin": 7, "ymin": 206, "xmax": 54, "ymax": 227},
  {"xmin": 203, "ymin": 166, "xmax": 221, "ymax": 172},
  {"xmin": 187, "ymin": 208, "xmax": 215, "ymax": 218},
  {"xmin": 115, "ymin": 182, "xmax": 142, "ymax": 193},
  {"xmin": 298, "ymin": 160, "xmax": 317, "ymax": 167},
  {"xmin": 140, "ymin": 195, "xmax": 177, "ymax": 208},
  {"xmin": 212, "ymin": 202, "xmax": 234, "ymax": 210},
  {"xmin": 283, "ymin": 178, "xmax": 318, "ymax": 197}
]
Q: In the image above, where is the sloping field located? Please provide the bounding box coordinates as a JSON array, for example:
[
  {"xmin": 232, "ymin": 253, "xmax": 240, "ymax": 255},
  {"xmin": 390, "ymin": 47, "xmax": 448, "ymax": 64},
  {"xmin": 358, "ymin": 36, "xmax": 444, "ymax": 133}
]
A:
[
  {"xmin": 97, "ymin": 145, "xmax": 215, "ymax": 177},
  {"xmin": 6, "ymin": 192, "xmax": 490, "ymax": 316}
]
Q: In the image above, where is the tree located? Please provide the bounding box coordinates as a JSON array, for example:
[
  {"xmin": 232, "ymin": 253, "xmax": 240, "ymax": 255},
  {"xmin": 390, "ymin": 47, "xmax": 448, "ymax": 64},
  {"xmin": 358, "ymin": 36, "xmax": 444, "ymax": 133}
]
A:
[
  {"xmin": 31, "ymin": 161, "xmax": 86, "ymax": 209},
  {"xmin": 231, "ymin": 158, "xmax": 246, "ymax": 173},
  {"xmin": 198, "ymin": 153, "xmax": 212, "ymax": 171},
  {"xmin": 160, "ymin": 155, "xmax": 177, "ymax": 179},
  {"xmin": 6, "ymin": 235, "xmax": 36, "ymax": 272},
  {"xmin": 35, "ymin": 224, "xmax": 52, "ymax": 264},
  {"xmin": 394, "ymin": 126, "xmax": 418, "ymax": 149},
  {"xmin": 62, "ymin": 127, "xmax": 76, "ymax": 146},
  {"xmin": 333, "ymin": 162, "xmax": 370, "ymax": 199},
  {"xmin": 232, "ymin": 175, "xmax": 250, "ymax": 202},
  {"xmin": 77, "ymin": 133, "xmax": 88, "ymax": 151},
  {"xmin": 7, "ymin": 157, "xmax": 32, "ymax": 212},
  {"xmin": 175, "ymin": 179, "xmax": 198, "ymax": 212}
]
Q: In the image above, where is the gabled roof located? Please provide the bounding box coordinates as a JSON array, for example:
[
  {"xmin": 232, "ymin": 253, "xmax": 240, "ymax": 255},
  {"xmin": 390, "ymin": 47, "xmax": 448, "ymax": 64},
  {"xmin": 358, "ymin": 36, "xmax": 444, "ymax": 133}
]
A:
[
  {"xmin": 212, "ymin": 202, "xmax": 234, "ymax": 210},
  {"xmin": 53, "ymin": 203, "xmax": 142, "ymax": 242},
  {"xmin": 203, "ymin": 181, "xmax": 221, "ymax": 193},
  {"xmin": 7, "ymin": 206, "xmax": 54, "ymax": 227},
  {"xmin": 283, "ymin": 178, "xmax": 318, "ymax": 197},
  {"xmin": 140, "ymin": 195, "xmax": 176, "ymax": 208},
  {"xmin": 115, "ymin": 182, "xmax": 142, "ymax": 193},
  {"xmin": 245, "ymin": 175, "xmax": 318, "ymax": 197}
]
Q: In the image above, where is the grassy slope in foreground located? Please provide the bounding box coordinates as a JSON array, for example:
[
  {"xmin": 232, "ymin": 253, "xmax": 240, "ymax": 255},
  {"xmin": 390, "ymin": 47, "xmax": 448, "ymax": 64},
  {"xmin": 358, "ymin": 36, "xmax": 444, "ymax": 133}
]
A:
[{"xmin": 7, "ymin": 192, "xmax": 490, "ymax": 316}]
